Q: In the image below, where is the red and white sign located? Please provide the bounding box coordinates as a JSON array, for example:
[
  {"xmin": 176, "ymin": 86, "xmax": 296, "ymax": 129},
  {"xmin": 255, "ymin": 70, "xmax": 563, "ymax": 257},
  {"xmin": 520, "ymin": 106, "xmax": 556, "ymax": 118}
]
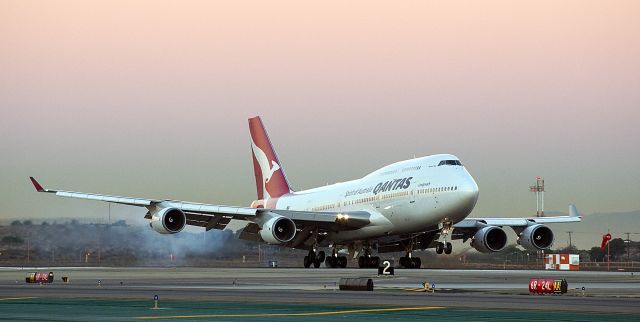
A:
[
  {"xmin": 529, "ymin": 278, "xmax": 568, "ymax": 294},
  {"xmin": 544, "ymin": 254, "xmax": 579, "ymax": 271}
]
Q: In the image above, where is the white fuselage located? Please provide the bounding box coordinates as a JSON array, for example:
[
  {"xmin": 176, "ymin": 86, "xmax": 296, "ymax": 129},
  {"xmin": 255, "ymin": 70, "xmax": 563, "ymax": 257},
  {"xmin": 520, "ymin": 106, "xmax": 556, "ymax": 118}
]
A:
[{"xmin": 272, "ymin": 154, "xmax": 479, "ymax": 243}]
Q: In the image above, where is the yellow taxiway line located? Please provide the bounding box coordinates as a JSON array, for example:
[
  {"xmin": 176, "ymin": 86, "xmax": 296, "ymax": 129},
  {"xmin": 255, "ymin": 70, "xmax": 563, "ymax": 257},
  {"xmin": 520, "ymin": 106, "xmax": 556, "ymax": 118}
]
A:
[{"xmin": 137, "ymin": 306, "xmax": 446, "ymax": 319}]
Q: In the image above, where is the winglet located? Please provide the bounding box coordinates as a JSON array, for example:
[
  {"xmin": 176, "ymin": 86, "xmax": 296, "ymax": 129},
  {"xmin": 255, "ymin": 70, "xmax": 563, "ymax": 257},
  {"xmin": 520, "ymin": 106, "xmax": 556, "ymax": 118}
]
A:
[
  {"xmin": 29, "ymin": 177, "xmax": 45, "ymax": 192},
  {"xmin": 569, "ymin": 204, "xmax": 581, "ymax": 218}
]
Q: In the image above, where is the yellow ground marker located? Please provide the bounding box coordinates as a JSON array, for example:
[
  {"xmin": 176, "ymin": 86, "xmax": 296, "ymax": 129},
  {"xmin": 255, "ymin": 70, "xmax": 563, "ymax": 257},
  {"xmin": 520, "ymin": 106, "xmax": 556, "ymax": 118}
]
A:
[
  {"xmin": 137, "ymin": 306, "xmax": 446, "ymax": 319},
  {"xmin": 0, "ymin": 297, "xmax": 38, "ymax": 301}
]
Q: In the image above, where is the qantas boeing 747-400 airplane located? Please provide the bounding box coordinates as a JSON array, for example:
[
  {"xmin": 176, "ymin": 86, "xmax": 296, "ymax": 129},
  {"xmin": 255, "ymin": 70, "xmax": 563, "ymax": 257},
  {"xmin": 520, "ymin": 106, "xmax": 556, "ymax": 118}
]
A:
[{"xmin": 30, "ymin": 116, "xmax": 581, "ymax": 269}]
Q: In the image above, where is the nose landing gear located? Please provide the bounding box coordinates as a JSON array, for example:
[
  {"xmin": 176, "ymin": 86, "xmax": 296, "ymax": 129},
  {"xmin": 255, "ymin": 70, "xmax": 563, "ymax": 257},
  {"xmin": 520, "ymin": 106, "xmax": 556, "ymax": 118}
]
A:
[
  {"xmin": 435, "ymin": 222, "xmax": 454, "ymax": 255},
  {"xmin": 435, "ymin": 241, "xmax": 452, "ymax": 255}
]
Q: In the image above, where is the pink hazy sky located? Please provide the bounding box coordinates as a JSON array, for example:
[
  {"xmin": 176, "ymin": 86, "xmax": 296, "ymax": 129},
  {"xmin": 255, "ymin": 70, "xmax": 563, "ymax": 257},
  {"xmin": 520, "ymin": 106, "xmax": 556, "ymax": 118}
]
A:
[{"xmin": 1, "ymin": 1, "xmax": 639, "ymax": 226}]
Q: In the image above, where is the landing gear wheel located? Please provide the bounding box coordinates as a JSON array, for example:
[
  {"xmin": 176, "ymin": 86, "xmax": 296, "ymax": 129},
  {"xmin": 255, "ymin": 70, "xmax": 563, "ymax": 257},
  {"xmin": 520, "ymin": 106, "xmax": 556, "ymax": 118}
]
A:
[
  {"xmin": 338, "ymin": 256, "xmax": 347, "ymax": 268},
  {"xmin": 436, "ymin": 242, "xmax": 444, "ymax": 254},
  {"xmin": 303, "ymin": 256, "xmax": 311, "ymax": 268},
  {"xmin": 399, "ymin": 256, "xmax": 421, "ymax": 269},
  {"xmin": 444, "ymin": 242, "xmax": 452, "ymax": 255},
  {"xmin": 357, "ymin": 256, "xmax": 379, "ymax": 268},
  {"xmin": 305, "ymin": 249, "xmax": 322, "ymax": 268},
  {"xmin": 371, "ymin": 256, "xmax": 380, "ymax": 268},
  {"xmin": 324, "ymin": 256, "xmax": 334, "ymax": 268},
  {"xmin": 399, "ymin": 256, "xmax": 408, "ymax": 268}
]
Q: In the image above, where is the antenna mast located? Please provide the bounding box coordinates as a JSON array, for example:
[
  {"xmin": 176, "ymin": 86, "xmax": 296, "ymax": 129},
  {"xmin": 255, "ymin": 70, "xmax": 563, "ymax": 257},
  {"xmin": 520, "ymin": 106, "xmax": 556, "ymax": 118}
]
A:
[{"xmin": 529, "ymin": 177, "xmax": 545, "ymax": 217}]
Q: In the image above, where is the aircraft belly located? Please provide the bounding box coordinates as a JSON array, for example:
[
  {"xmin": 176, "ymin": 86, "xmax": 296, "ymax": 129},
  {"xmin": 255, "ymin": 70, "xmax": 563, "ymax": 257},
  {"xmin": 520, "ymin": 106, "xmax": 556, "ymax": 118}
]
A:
[{"xmin": 326, "ymin": 224, "xmax": 392, "ymax": 242}]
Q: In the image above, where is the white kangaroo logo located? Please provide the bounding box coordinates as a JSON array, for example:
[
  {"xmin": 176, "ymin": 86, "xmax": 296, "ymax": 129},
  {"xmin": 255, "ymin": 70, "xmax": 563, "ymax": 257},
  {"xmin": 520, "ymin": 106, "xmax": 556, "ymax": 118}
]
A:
[
  {"xmin": 251, "ymin": 139, "xmax": 281, "ymax": 199},
  {"xmin": 265, "ymin": 160, "xmax": 280, "ymax": 183}
]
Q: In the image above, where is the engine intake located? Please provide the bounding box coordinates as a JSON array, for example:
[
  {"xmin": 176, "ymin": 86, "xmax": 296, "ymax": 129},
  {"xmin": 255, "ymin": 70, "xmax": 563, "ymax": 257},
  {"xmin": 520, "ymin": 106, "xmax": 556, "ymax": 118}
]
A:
[
  {"xmin": 471, "ymin": 226, "xmax": 508, "ymax": 253},
  {"xmin": 518, "ymin": 224, "xmax": 554, "ymax": 250},
  {"xmin": 150, "ymin": 207, "xmax": 186, "ymax": 234},
  {"xmin": 259, "ymin": 216, "xmax": 296, "ymax": 244}
]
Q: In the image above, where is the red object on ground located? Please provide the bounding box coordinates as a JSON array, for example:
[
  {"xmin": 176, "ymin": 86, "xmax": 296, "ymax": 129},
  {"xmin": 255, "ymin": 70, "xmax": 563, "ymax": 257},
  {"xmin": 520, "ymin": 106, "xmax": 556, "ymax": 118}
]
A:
[
  {"xmin": 529, "ymin": 278, "xmax": 568, "ymax": 294},
  {"xmin": 25, "ymin": 272, "xmax": 54, "ymax": 283}
]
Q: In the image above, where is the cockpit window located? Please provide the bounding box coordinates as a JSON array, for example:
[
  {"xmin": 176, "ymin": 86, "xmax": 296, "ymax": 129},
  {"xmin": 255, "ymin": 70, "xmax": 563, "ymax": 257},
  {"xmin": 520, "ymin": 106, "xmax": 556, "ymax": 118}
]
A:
[{"xmin": 438, "ymin": 160, "xmax": 462, "ymax": 166}]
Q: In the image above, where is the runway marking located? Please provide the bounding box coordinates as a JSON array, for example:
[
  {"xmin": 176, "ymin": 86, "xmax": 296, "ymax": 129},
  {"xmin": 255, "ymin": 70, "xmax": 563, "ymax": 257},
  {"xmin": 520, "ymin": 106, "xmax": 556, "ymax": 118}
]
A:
[
  {"xmin": 0, "ymin": 297, "xmax": 38, "ymax": 301},
  {"xmin": 137, "ymin": 306, "xmax": 446, "ymax": 319}
]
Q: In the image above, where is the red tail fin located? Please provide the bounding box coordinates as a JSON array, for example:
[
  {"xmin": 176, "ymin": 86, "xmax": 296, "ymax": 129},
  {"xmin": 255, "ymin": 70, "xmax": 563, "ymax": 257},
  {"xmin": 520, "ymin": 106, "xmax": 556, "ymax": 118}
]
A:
[{"xmin": 249, "ymin": 116, "xmax": 292, "ymax": 199}]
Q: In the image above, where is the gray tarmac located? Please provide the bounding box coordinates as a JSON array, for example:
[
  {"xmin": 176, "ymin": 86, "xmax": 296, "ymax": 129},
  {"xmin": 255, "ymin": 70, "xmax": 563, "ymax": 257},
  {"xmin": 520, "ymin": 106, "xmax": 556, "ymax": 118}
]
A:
[{"xmin": 1, "ymin": 267, "xmax": 640, "ymax": 315}]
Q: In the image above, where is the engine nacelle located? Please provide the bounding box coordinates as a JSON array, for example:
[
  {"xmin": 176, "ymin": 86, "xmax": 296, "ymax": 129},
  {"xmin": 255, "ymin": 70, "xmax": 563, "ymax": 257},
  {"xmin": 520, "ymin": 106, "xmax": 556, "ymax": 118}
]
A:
[
  {"xmin": 471, "ymin": 226, "xmax": 508, "ymax": 253},
  {"xmin": 150, "ymin": 207, "xmax": 186, "ymax": 234},
  {"xmin": 518, "ymin": 224, "xmax": 554, "ymax": 250},
  {"xmin": 259, "ymin": 216, "xmax": 296, "ymax": 244}
]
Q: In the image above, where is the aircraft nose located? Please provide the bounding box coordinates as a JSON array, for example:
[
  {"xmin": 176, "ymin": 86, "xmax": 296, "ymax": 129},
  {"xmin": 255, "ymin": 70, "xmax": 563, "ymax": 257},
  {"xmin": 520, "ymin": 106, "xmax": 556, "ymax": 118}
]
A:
[{"xmin": 458, "ymin": 175, "xmax": 479, "ymax": 211}]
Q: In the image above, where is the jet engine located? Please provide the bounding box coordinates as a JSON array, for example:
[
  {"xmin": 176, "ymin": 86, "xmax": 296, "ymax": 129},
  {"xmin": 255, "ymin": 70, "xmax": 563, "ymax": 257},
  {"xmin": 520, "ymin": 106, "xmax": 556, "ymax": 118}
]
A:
[
  {"xmin": 150, "ymin": 207, "xmax": 186, "ymax": 234},
  {"xmin": 259, "ymin": 216, "xmax": 296, "ymax": 244},
  {"xmin": 471, "ymin": 226, "xmax": 508, "ymax": 253},
  {"xmin": 518, "ymin": 224, "xmax": 554, "ymax": 250}
]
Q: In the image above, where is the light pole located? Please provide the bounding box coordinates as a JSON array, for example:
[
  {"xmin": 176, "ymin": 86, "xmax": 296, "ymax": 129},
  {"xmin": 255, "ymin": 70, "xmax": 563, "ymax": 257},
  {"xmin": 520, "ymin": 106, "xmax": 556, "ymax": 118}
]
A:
[{"xmin": 625, "ymin": 232, "xmax": 631, "ymax": 262}]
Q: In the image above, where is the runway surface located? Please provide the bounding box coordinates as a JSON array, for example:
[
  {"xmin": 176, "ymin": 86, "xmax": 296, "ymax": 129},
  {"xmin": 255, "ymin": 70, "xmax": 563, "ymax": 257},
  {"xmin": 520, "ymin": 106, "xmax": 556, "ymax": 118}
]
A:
[{"xmin": 1, "ymin": 267, "xmax": 639, "ymax": 320}]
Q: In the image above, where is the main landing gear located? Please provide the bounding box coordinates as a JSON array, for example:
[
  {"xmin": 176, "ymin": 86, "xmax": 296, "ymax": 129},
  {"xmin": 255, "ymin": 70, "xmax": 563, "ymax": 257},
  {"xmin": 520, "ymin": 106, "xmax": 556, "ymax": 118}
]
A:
[
  {"xmin": 357, "ymin": 255, "xmax": 380, "ymax": 268},
  {"xmin": 303, "ymin": 249, "xmax": 325, "ymax": 268},
  {"xmin": 304, "ymin": 247, "xmax": 347, "ymax": 268},
  {"xmin": 356, "ymin": 244, "xmax": 380, "ymax": 268},
  {"xmin": 324, "ymin": 248, "xmax": 347, "ymax": 268},
  {"xmin": 399, "ymin": 237, "xmax": 422, "ymax": 269},
  {"xmin": 325, "ymin": 254, "xmax": 347, "ymax": 268},
  {"xmin": 399, "ymin": 253, "xmax": 421, "ymax": 269}
]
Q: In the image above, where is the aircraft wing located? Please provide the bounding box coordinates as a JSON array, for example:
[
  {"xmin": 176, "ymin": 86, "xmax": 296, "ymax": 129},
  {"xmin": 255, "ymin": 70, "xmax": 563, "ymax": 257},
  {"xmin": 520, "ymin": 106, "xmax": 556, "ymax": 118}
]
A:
[
  {"xmin": 453, "ymin": 204, "xmax": 582, "ymax": 229},
  {"xmin": 29, "ymin": 177, "xmax": 371, "ymax": 233}
]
